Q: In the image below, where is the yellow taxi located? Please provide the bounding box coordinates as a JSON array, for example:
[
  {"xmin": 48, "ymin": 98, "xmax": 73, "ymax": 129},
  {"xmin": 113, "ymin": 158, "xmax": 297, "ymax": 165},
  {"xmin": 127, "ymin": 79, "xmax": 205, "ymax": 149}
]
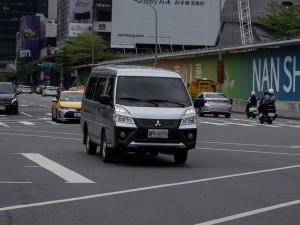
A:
[{"xmin": 52, "ymin": 89, "xmax": 84, "ymax": 123}]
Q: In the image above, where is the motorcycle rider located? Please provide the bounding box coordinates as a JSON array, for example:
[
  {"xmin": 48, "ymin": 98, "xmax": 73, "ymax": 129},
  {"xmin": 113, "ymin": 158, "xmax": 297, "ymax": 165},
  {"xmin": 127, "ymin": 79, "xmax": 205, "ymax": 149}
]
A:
[
  {"xmin": 259, "ymin": 88, "xmax": 276, "ymax": 117},
  {"xmin": 245, "ymin": 91, "xmax": 257, "ymax": 113}
]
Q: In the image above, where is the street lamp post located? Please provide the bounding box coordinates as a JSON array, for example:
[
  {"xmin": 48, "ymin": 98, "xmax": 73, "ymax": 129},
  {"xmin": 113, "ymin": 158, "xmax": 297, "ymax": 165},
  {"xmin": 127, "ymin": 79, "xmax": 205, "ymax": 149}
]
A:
[
  {"xmin": 91, "ymin": 6, "xmax": 96, "ymax": 70},
  {"xmin": 133, "ymin": 0, "xmax": 158, "ymax": 67}
]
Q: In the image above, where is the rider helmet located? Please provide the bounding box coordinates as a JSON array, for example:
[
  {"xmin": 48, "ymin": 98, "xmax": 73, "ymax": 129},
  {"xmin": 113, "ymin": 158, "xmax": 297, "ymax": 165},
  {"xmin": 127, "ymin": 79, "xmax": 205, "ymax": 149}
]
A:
[
  {"xmin": 268, "ymin": 88, "xmax": 274, "ymax": 95},
  {"xmin": 251, "ymin": 91, "xmax": 255, "ymax": 96}
]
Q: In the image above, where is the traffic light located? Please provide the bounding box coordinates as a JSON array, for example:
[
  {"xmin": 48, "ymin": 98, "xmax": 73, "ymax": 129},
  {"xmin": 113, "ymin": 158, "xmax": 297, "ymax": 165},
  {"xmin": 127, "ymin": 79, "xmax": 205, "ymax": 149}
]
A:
[{"xmin": 217, "ymin": 60, "xmax": 224, "ymax": 84}]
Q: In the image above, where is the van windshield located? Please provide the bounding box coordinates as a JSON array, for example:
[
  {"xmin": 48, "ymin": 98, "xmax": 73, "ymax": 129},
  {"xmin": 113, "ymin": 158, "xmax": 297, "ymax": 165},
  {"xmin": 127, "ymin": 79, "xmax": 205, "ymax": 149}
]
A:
[
  {"xmin": 0, "ymin": 83, "xmax": 14, "ymax": 94},
  {"xmin": 116, "ymin": 76, "xmax": 192, "ymax": 107}
]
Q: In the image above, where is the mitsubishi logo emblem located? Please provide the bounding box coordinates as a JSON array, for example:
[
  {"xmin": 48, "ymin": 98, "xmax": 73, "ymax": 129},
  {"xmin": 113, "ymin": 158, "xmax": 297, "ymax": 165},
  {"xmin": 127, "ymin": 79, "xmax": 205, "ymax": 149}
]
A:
[{"xmin": 155, "ymin": 120, "xmax": 162, "ymax": 127}]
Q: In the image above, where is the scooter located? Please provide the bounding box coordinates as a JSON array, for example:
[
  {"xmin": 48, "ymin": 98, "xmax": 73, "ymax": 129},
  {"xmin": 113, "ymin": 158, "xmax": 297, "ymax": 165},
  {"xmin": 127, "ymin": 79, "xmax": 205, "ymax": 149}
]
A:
[
  {"xmin": 247, "ymin": 105, "xmax": 258, "ymax": 119},
  {"xmin": 259, "ymin": 103, "xmax": 277, "ymax": 124}
]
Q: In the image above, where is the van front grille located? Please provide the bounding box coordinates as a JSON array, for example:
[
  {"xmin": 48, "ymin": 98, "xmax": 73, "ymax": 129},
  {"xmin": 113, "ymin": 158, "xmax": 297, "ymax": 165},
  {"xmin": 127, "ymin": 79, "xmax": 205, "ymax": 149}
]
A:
[{"xmin": 134, "ymin": 119, "xmax": 179, "ymax": 128}]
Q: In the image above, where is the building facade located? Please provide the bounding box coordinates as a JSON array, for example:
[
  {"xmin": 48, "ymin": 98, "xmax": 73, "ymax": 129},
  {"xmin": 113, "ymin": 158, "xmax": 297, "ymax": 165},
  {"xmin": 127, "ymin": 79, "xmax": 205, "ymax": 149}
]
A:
[{"xmin": 0, "ymin": 0, "xmax": 48, "ymax": 63}]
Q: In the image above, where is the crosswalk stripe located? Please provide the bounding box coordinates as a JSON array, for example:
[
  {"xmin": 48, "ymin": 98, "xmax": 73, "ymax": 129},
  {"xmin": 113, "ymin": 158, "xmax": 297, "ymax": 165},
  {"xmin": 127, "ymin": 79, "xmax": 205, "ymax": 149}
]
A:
[
  {"xmin": 0, "ymin": 122, "xmax": 9, "ymax": 127},
  {"xmin": 21, "ymin": 153, "xmax": 95, "ymax": 183},
  {"xmin": 19, "ymin": 121, "xmax": 35, "ymax": 125}
]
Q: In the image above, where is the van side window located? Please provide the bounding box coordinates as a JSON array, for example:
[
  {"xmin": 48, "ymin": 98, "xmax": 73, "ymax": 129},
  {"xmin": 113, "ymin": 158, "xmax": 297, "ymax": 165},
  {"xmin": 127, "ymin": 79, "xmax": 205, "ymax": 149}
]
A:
[
  {"xmin": 86, "ymin": 76, "xmax": 98, "ymax": 100},
  {"xmin": 94, "ymin": 77, "xmax": 107, "ymax": 102},
  {"xmin": 105, "ymin": 77, "xmax": 115, "ymax": 100}
]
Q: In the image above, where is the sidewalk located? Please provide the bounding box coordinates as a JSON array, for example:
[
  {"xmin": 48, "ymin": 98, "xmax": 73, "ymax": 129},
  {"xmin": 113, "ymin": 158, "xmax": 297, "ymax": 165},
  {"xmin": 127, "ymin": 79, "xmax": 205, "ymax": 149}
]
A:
[{"xmin": 232, "ymin": 100, "xmax": 300, "ymax": 120}]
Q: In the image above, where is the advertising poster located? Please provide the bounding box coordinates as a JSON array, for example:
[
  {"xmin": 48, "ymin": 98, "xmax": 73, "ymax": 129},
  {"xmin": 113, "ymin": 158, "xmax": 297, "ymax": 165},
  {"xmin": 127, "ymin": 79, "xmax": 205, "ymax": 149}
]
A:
[
  {"xmin": 19, "ymin": 16, "xmax": 40, "ymax": 61},
  {"xmin": 69, "ymin": 0, "xmax": 93, "ymax": 36},
  {"xmin": 111, "ymin": 0, "xmax": 224, "ymax": 48}
]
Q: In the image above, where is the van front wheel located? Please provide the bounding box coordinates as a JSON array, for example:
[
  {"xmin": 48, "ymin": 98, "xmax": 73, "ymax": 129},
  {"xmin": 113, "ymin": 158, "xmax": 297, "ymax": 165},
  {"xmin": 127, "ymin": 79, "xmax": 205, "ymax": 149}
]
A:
[
  {"xmin": 101, "ymin": 132, "xmax": 114, "ymax": 163},
  {"xmin": 174, "ymin": 150, "xmax": 188, "ymax": 164}
]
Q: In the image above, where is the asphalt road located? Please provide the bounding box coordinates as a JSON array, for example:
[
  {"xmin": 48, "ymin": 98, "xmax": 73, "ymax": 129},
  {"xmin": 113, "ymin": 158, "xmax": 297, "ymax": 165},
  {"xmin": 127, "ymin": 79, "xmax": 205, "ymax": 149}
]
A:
[{"xmin": 0, "ymin": 94, "xmax": 299, "ymax": 225}]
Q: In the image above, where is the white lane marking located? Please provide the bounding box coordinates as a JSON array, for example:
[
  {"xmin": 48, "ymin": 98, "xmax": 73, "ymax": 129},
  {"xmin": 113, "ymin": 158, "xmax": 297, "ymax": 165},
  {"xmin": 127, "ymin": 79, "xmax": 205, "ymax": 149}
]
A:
[
  {"xmin": 280, "ymin": 124, "xmax": 300, "ymax": 128},
  {"xmin": 20, "ymin": 112, "xmax": 33, "ymax": 117},
  {"xmin": 195, "ymin": 199, "xmax": 300, "ymax": 225},
  {"xmin": 21, "ymin": 153, "xmax": 95, "ymax": 184},
  {"xmin": 40, "ymin": 105, "xmax": 51, "ymax": 108},
  {"xmin": 287, "ymin": 120, "xmax": 300, "ymax": 124},
  {"xmin": 198, "ymin": 121, "xmax": 227, "ymax": 126},
  {"xmin": 1, "ymin": 164, "xmax": 300, "ymax": 212},
  {"xmin": 38, "ymin": 117, "xmax": 52, "ymax": 120},
  {"xmin": 257, "ymin": 124, "xmax": 281, "ymax": 128},
  {"xmin": 197, "ymin": 140, "xmax": 290, "ymax": 149},
  {"xmin": 290, "ymin": 145, "xmax": 300, "ymax": 148},
  {"xmin": 0, "ymin": 122, "xmax": 9, "ymax": 127},
  {"xmin": 46, "ymin": 121, "xmax": 59, "ymax": 125},
  {"xmin": 232, "ymin": 118, "xmax": 256, "ymax": 123},
  {"xmin": 196, "ymin": 147, "xmax": 300, "ymax": 156},
  {"xmin": 225, "ymin": 122, "xmax": 254, "ymax": 127},
  {"xmin": 0, "ymin": 132, "xmax": 81, "ymax": 140},
  {"xmin": 45, "ymin": 113, "xmax": 52, "ymax": 116},
  {"xmin": 19, "ymin": 121, "xmax": 35, "ymax": 125},
  {"xmin": 0, "ymin": 182, "xmax": 32, "ymax": 184},
  {"xmin": 0, "ymin": 128, "xmax": 81, "ymax": 136}
]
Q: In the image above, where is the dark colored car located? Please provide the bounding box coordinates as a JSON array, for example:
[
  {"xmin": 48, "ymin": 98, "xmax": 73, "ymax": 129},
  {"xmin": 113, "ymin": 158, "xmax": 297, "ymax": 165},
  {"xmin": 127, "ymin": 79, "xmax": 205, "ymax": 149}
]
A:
[{"xmin": 0, "ymin": 82, "xmax": 19, "ymax": 114}]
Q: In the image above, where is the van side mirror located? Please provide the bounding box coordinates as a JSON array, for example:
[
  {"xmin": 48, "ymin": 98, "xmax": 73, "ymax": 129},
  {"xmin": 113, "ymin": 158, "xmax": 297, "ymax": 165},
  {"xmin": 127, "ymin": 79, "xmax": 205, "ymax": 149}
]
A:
[
  {"xmin": 99, "ymin": 95, "xmax": 111, "ymax": 105},
  {"xmin": 194, "ymin": 98, "xmax": 204, "ymax": 108}
]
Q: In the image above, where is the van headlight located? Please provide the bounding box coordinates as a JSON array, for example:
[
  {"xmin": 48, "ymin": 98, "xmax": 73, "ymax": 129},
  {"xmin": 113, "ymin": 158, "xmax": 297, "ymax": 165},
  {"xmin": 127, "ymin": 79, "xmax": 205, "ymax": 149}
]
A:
[
  {"xmin": 181, "ymin": 116, "xmax": 197, "ymax": 125},
  {"xmin": 11, "ymin": 98, "xmax": 18, "ymax": 104},
  {"xmin": 114, "ymin": 105, "xmax": 134, "ymax": 124},
  {"xmin": 113, "ymin": 114, "xmax": 134, "ymax": 123},
  {"xmin": 181, "ymin": 108, "xmax": 197, "ymax": 125}
]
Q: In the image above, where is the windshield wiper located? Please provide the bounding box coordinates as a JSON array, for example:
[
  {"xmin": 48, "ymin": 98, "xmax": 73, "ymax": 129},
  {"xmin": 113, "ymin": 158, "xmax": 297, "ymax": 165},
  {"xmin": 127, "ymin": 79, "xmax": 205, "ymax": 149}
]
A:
[
  {"xmin": 147, "ymin": 99, "xmax": 185, "ymax": 107},
  {"xmin": 117, "ymin": 97, "xmax": 158, "ymax": 106}
]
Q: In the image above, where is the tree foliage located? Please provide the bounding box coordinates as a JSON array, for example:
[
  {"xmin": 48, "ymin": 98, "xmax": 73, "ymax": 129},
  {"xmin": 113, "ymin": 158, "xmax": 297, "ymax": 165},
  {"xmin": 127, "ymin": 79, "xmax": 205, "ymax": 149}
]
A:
[
  {"xmin": 255, "ymin": 0, "xmax": 300, "ymax": 40},
  {"xmin": 61, "ymin": 32, "xmax": 118, "ymax": 67}
]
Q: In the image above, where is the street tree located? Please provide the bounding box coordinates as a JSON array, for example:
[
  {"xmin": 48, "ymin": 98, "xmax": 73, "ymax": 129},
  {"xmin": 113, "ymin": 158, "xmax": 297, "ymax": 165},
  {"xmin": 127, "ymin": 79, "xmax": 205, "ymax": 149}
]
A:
[
  {"xmin": 61, "ymin": 32, "xmax": 118, "ymax": 67},
  {"xmin": 255, "ymin": 0, "xmax": 300, "ymax": 40}
]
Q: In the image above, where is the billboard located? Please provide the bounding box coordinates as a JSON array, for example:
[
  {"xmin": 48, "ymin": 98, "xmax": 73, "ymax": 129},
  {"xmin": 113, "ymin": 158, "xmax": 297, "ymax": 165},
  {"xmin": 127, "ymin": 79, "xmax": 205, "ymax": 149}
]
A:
[
  {"xmin": 69, "ymin": 0, "xmax": 93, "ymax": 36},
  {"xmin": 138, "ymin": 47, "xmax": 300, "ymax": 101},
  {"xmin": 111, "ymin": 0, "xmax": 223, "ymax": 48},
  {"xmin": 19, "ymin": 16, "xmax": 41, "ymax": 62}
]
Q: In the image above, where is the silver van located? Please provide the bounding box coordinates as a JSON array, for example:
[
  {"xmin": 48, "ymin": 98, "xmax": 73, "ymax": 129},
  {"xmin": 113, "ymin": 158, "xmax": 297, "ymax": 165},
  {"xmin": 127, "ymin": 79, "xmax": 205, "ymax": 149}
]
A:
[{"xmin": 80, "ymin": 65, "xmax": 202, "ymax": 164}]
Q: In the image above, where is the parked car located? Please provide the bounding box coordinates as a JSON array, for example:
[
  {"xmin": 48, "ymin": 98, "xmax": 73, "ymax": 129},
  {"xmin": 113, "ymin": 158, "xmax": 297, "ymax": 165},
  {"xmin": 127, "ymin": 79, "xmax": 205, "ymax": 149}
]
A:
[
  {"xmin": 194, "ymin": 92, "xmax": 232, "ymax": 118},
  {"xmin": 0, "ymin": 82, "xmax": 19, "ymax": 114},
  {"xmin": 52, "ymin": 90, "xmax": 84, "ymax": 123},
  {"xmin": 42, "ymin": 86, "xmax": 57, "ymax": 97},
  {"xmin": 20, "ymin": 85, "xmax": 32, "ymax": 94}
]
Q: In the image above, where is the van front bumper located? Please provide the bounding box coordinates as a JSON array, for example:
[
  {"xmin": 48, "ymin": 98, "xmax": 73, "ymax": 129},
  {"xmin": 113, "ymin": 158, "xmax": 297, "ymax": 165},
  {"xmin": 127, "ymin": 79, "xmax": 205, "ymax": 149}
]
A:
[{"xmin": 114, "ymin": 124, "xmax": 197, "ymax": 150}]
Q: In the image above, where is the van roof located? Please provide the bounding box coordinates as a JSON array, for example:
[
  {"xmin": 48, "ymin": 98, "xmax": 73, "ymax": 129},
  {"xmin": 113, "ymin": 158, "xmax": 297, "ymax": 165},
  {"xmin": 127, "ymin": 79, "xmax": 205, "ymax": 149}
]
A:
[{"xmin": 91, "ymin": 65, "xmax": 181, "ymax": 78}]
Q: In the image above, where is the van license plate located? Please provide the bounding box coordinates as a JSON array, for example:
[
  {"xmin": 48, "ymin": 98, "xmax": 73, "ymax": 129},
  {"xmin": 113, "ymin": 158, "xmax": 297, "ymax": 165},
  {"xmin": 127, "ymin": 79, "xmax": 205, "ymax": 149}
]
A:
[
  {"xmin": 268, "ymin": 113, "xmax": 275, "ymax": 116},
  {"xmin": 148, "ymin": 129, "xmax": 168, "ymax": 139},
  {"xmin": 0, "ymin": 106, "xmax": 5, "ymax": 110}
]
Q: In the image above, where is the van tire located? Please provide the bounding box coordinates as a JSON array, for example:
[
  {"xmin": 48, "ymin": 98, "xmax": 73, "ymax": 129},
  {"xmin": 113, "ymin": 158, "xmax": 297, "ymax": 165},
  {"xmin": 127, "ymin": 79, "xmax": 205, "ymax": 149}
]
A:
[
  {"xmin": 85, "ymin": 131, "xmax": 97, "ymax": 155},
  {"xmin": 101, "ymin": 132, "xmax": 114, "ymax": 163},
  {"xmin": 174, "ymin": 150, "xmax": 188, "ymax": 164}
]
